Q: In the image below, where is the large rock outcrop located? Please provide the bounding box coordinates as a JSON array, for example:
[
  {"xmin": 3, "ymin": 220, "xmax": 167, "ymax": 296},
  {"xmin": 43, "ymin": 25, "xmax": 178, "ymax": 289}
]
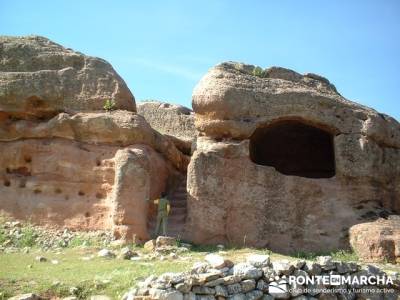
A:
[
  {"xmin": 137, "ymin": 100, "xmax": 196, "ymax": 154},
  {"xmin": 0, "ymin": 36, "xmax": 187, "ymax": 241},
  {"xmin": 185, "ymin": 62, "xmax": 400, "ymax": 254},
  {"xmin": 350, "ymin": 216, "xmax": 400, "ymax": 263},
  {"xmin": 0, "ymin": 35, "xmax": 135, "ymax": 119}
]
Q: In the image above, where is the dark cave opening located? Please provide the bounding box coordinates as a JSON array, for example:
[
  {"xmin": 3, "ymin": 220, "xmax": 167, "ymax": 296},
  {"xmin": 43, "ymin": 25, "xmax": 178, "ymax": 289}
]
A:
[{"xmin": 249, "ymin": 120, "xmax": 335, "ymax": 178}]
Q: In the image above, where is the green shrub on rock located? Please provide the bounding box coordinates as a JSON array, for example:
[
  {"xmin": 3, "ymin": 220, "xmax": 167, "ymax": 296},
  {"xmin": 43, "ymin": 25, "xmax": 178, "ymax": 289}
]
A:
[
  {"xmin": 103, "ymin": 99, "xmax": 116, "ymax": 112},
  {"xmin": 252, "ymin": 66, "xmax": 264, "ymax": 77}
]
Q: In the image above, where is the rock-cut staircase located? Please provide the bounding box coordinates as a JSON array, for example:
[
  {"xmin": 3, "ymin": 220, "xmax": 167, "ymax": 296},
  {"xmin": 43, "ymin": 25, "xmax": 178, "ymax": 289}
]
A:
[{"xmin": 147, "ymin": 176, "xmax": 187, "ymax": 238}]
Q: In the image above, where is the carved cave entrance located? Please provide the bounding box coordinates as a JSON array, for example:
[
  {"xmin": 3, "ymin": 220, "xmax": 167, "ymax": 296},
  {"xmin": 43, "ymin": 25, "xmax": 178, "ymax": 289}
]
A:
[{"xmin": 249, "ymin": 120, "xmax": 335, "ymax": 178}]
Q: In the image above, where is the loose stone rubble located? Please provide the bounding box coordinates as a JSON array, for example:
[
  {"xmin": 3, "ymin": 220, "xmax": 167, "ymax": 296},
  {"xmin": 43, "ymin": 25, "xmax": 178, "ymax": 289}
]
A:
[
  {"xmin": 123, "ymin": 254, "xmax": 400, "ymax": 300},
  {"xmin": 143, "ymin": 236, "xmax": 191, "ymax": 256},
  {"xmin": 0, "ymin": 219, "xmax": 113, "ymax": 252}
]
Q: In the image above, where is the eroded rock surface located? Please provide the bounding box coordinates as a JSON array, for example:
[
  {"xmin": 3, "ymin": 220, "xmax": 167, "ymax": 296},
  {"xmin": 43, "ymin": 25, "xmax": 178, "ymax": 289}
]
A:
[
  {"xmin": 0, "ymin": 35, "xmax": 135, "ymax": 118},
  {"xmin": 138, "ymin": 100, "xmax": 196, "ymax": 154},
  {"xmin": 186, "ymin": 62, "xmax": 400, "ymax": 255},
  {"xmin": 0, "ymin": 110, "xmax": 188, "ymax": 171},
  {"xmin": 0, "ymin": 36, "xmax": 187, "ymax": 241},
  {"xmin": 350, "ymin": 216, "xmax": 400, "ymax": 263}
]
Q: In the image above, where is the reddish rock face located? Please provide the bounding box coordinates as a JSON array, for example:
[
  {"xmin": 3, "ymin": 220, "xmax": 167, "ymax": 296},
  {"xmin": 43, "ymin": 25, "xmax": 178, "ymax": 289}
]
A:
[
  {"xmin": 0, "ymin": 36, "xmax": 187, "ymax": 241},
  {"xmin": 0, "ymin": 140, "xmax": 167, "ymax": 241},
  {"xmin": 350, "ymin": 217, "xmax": 400, "ymax": 263},
  {"xmin": 185, "ymin": 62, "xmax": 400, "ymax": 255}
]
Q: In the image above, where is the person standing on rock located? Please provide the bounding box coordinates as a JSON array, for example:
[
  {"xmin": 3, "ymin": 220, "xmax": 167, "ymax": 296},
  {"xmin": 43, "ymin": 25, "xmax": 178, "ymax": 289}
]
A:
[{"xmin": 153, "ymin": 192, "xmax": 170, "ymax": 237}]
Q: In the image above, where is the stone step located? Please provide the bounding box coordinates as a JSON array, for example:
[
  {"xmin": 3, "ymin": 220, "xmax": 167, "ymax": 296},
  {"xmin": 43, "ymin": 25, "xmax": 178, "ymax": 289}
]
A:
[
  {"xmin": 169, "ymin": 214, "xmax": 186, "ymax": 222},
  {"xmin": 171, "ymin": 200, "xmax": 186, "ymax": 204},
  {"xmin": 171, "ymin": 188, "xmax": 187, "ymax": 195},
  {"xmin": 147, "ymin": 224, "xmax": 185, "ymax": 234},
  {"xmin": 170, "ymin": 198, "xmax": 186, "ymax": 202},
  {"xmin": 172, "ymin": 195, "xmax": 185, "ymax": 200},
  {"xmin": 170, "ymin": 207, "xmax": 186, "ymax": 214},
  {"xmin": 173, "ymin": 187, "xmax": 187, "ymax": 194},
  {"xmin": 170, "ymin": 194, "xmax": 186, "ymax": 199},
  {"xmin": 171, "ymin": 202, "xmax": 186, "ymax": 208},
  {"xmin": 170, "ymin": 198, "xmax": 187, "ymax": 203},
  {"xmin": 170, "ymin": 194, "xmax": 186, "ymax": 198},
  {"xmin": 147, "ymin": 218, "xmax": 186, "ymax": 225},
  {"xmin": 148, "ymin": 221, "xmax": 185, "ymax": 228},
  {"xmin": 170, "ymin": 189, "xmax": 187, "ymax": 195},
  {"xmin": 171, "ymin": 196, "xmax": 186, "ymax": 200}
]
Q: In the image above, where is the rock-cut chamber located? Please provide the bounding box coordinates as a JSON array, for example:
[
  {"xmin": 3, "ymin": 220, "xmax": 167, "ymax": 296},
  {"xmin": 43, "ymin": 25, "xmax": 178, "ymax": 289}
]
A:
[{"xmin": 249, "ymin": 120, "xmax": 335, "ymax": 178}]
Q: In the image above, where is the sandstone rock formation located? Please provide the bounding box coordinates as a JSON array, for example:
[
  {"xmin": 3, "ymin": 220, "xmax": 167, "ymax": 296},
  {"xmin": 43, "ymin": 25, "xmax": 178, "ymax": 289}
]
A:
[
  {"xmin": 137, "ymin": 100, "xmax": 196, "ymax": 154},
  {"xmin": 350, "ymin": 216, "xmax": 400, "ymax": 263},
  {"xmin": 0, "ymin": 36, "xmax": 187, "ymax": 241},
  {"xmin": 185, "ymin": 62, "xmax": 400, "ymax": 254},
  {"xmin": 2, "ymin": 35, "xmax": 400, "ymax": 260},
  {"xmin": 0, "ymin": 35, "xmax": 135, "ymax": 118}
]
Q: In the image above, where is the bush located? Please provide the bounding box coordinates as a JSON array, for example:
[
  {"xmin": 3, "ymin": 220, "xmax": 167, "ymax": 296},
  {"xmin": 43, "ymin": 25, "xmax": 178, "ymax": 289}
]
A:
[
  {"xmin": 16, "ymin": 225, "xmax": 37, "ymax": 247},
  {"xmin": 331, "ymin": 250, "xmax": 358, "ymax": 262},
  {"xmin": 0, "ymin": 228, "xmax": 6, "ymax": 245},
  {"xmin": 103, "ymin": 99, "xmax": 116, "ymax": 112},
  {"xmin": 252, "ymin": 66, "xmax": 264, "ymax": 77}
]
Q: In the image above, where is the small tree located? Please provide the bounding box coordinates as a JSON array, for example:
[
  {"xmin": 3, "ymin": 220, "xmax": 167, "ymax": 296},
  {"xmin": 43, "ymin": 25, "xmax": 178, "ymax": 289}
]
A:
[
  {"xmin": 103, "ymin": 99, "xmax": 116, "ymax": 112},
  {"xmin": 252, "ymin": 66, "xmax": 264, "ymax": 77}
]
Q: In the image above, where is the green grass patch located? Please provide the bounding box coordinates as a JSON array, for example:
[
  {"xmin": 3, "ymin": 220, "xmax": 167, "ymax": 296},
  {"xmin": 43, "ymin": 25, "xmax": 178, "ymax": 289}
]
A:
[
  {"xmin": 0, "ymin": 248, "xmax": 197, "ymax": 299},
  {"xmin": 294, "ymin": 249, "xmax": 358, "ymax": 262}
]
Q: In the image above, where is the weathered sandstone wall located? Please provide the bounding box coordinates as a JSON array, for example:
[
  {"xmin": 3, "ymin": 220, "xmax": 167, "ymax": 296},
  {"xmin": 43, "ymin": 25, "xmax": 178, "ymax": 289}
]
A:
[
  {"xmin": 185, "ymin": 62, "xmax": 400, "ymax": 254},
  {"xmin": 0, "ymin": 36, "xmax": 187, "ymax": 241}
]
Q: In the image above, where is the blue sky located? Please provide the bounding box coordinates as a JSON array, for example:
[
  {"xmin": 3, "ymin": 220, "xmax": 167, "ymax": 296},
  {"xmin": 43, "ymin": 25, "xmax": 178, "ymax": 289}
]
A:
[{"xmin": 1, "ymin": 0, "xmax": 399, "ymax": 120}]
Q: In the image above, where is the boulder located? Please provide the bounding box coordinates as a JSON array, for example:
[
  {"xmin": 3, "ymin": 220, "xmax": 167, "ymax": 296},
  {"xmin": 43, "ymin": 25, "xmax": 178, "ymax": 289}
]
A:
[
  {"xmin": 0, "ymin": 35, "xmax": 135, "ymax": 118},
  {"xmin": 156, "ymin": 236, "xmax": 177, "ymax": 248},
  {"xmin": 144, "ymin": 239, "xmax": 156, "ymax": 251},
  {"xmin": 35, "ymin": 256, "xmax": 47, "ymax": 262},
  {"xmin": 349, "ymin": 216, "xmax": 400, "ymax": 263},
  {"xmin": 97, "ymin": 249, "xmax": 116, "ymax": 258},
  {"xmin": 272, "ymin": 260, "xmax": 294, "ymax": 276},
  {"xmin": 232, "ymin": 263, "xmax": 263, "ymax": 280},
  {"xmin": 149, "ymin": 288, "xmax": 183, "ymax": 300},
  {"xmin": 119, "ymin": 247, "xmax": 137, "ymax": 260},
  {"xmin": 204, "ymin": 253, "xmax": 228, "ymax": 269},
  {"xmin": 137, "ymin": 101, "xmax": 196, "ymax": 154},
  {"xmin": 246, "ymin": 254, "xmax": 270, "ymax": 268},
  {"xmin": 185, "ymin": 62, "xmax": 400, "ymax": 253}
]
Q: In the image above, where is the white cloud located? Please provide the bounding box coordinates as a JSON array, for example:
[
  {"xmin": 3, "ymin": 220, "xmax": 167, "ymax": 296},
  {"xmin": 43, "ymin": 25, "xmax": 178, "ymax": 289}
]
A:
[{"xmin": 121, "ymin": 57, "xmax": 202, "ymax": 81}]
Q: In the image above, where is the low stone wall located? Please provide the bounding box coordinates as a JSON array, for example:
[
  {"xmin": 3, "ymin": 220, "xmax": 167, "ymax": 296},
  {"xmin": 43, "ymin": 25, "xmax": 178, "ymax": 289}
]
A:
[{"xmin": 124, "ymin": 254, "xmax": 400, "ymax": 300}]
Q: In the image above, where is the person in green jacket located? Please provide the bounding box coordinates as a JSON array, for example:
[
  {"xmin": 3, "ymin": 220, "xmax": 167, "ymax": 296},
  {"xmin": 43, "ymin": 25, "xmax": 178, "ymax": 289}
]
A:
[{"xmin": 153, "ymin": 192, "xmax": 170, "ymax": 237}]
